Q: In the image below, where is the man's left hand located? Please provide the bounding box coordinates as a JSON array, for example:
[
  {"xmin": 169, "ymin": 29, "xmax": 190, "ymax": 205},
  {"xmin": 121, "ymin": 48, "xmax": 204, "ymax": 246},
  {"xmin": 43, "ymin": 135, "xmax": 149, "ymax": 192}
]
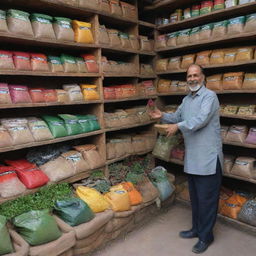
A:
[{"xmin": 166, "ymin": 124, "xmax": 179, "ymax": 137}]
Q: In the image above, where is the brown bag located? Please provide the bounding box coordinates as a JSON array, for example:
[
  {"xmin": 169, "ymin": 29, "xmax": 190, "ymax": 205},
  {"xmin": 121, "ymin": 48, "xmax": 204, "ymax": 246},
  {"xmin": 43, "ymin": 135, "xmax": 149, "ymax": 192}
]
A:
[
  {"xmin": 109, "ymin": 0, "xmax": 123, "ymax": 16},
  {"xmin": 181, "ymin": 54, "xmax": 195, "ymax": 69},
  {"xmin": 99, "ymin": 25, "xmax": 110, "ymax": 45},
  {"xmin": 206, "ymin": 74, "xmax": 223, "ymax": 91},
  {"xmin": 223, "ymin": 72, "xmax": 244, "ymax": 90},
  {"xmin": 235, "ymin": 47, "xmax": 254, "ymax": 62},
  {"xmin": 156, "ymin": 58, "xmax": 168, "ymax": 72},
  {"xmin": 224, "ymin": 48, "xmax": 237, "ymax": 63},
  {"xmin": 158, "ymin": 79, "xmax": 171, "ymax": 93},
  {"xmin": 120, "ymin": 1, "xmax": 137, "ymax": 19},
  {"xmin": 78, "ymin": 0, "xmax": 99, "ymax": 9},
  {"xmin": 167, "ymin": 56, "xmax": 181, "ymax": 70},
  {"xmin": 129, "ymin": 35, "xmax": 140, "ymax": 50},
  {"xmin": 155, "ymin": 35, "xmax": 167, "ymax": 49},
  {"xmin": 107, "ymin": 29, "xmax": 121, "ymax": 47},
  {"xmin": 223, "ymin": 155, "xmax": 235, "ymax": 174},
  {"xmin": 231, "ymin": 157, "xmax": 256, "ymax": 179},
  {"xmin": 226, "ymin": 125, "xmax": 248, "ymax": 143},
  {"xmin": 139, "ymin": 36, "xmax": 152, "ymax": 51},
  {"xmin": 196, "ymin": 51, "xmax": 211, "ymax": 66},
  {"xmin": 100, "ymin": 0, "xmax": 111, "ymax": 12},
  {"xmin": 210, "ymin": 49, "xmax": 224, "ymax": 65},
  {"xmin": 243, "ymin": 73, "xmax": 256, "ymax": 90}
]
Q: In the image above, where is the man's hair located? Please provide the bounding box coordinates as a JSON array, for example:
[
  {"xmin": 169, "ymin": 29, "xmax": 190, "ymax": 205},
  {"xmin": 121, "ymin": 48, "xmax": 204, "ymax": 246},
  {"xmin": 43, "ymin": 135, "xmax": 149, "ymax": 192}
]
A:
[{"xmin": 187, "ymin": 64, "xmax": 205, "ymax": 76}]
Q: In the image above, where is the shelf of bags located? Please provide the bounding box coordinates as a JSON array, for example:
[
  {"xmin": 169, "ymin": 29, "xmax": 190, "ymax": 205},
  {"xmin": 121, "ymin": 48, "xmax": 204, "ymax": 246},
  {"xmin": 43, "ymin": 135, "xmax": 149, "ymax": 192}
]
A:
[
  {"xmin": 139, "ymin": 51, "xmax": 156, "ymax": 56},
  {"xmin": 157, "ymin": 2, "xmax": 256, "ymax": 32},
  {"xmin": 0, "ymin": 129, "xmax": 104, "ymax": 153},
  {"xmin": 157, "ymin": 91, "xmax": 188, "ymax": 96},
  {"xmin": 106, "ymin": 149, "xmax": 153, "ymax": 165},
  {"xmin": 157, "ymin": 90, "xmax": 256, "ymax": 96},
  {"xmin": 101, "ymin": 45, "xmax": 139, "ymax": 54},
  {"xmin": 176, "ymin": 197, "xmax": 256, "ymax": 234},
  {"xmin": 103, "ymin": 73, "xmax": 139, "ymax": 77},
  {"xmin": 222, "ymin": 172, "xmax": 256, "ymax": 185},
  {"xmin": 155, "ymin": 31, "xmax": 256, "ymax": 53},
  {"xmin": 139, "ymin": 20, "xmax": 156, "ymax": 29},
  {"xmin": 0, "ymin": 70, "xmax": 101, "ymax": 77},
  {"xmin": 223, "ymin": 140, "xmax": 256, "ymax": 149},
  {"xmin": 5, "ymin": 0, "xmax": 138, "ymax": 24},
  {"xmin": 139, "ymin": 74, "xmax": 157, "ymax": 79},
  {"xmin": 156, "ymin": 60, "xmax": 256, "ymax": 75},
  {"xmin": 105, "ymin": 120, "xmax": 156, "ymax": 132},
  {"xmin": 0, "ymin": 32, "xmax": 98, "ymax": 50},
  {"xmin": 0, "ymin": 100, "xmax": 103, "ymax": 109},
  {"xmin": 220, "ymin": 114, "xmax": 256, "ymax": 121},
  {"xmin": 104, "ymin": 95, "xmax": 157, "ymax": 103}
]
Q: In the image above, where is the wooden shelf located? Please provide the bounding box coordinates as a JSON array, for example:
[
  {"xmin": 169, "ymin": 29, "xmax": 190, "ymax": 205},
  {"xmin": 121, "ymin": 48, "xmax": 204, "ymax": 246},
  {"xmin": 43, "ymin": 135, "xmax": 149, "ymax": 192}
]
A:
[
  {"xmin": 156, "ymin": 32, "xmax": 256, "ymax": 53},
  {"xmin": 0, "ymin": 130, "xmax": 104, "ymax": 153},
  {"xmin": 139, "ymin": 20, "xmax": 156, "ymax": 29},
  {"xmin": 157, "ymin": 92, "xmax": 188, "ymax": 96},
  {"xmin": 104, "ymin": 73, "xmax": 139, "ymax": 77},
  {"xmin": 0, "ymin": 100, "xmax": 102, "ymax": 110},
  {"xmin": 145, "ymin": 0, "xmax": 196, "ymax": 11},
  {"xmin": 139, "ymin": 51, "xmax": 156, "ymax": 56},
  {"xmin": 223, "ymin": 140, "xmax": 256, "ymax": 149},
  {"xmin": 101, "ymin": 45, "xmax": 139, "ymax": 54},
  {"xmin": 157, "ymin": 60, "xmax": 256, "ymax": 75},
  {"xmin": 104, "ymin": 95, "xmax": 157, "ymax": 103},
  {"xmin": 0, "ymin": 167, "xmax": 105, "ymax": 205},
  {"xmin": 139, "ymin": 74, "xmax": 157, "ymax": 79},
  {"xmin": 220, "ymin": 114, "xmax": 256, "ymax": 121},
  {"xmin": 105, "ymin": 120, "xmax": 156, "ymax": 132},
  {"xmin": 106, "ymin": 149, "xmax": 153, "ymax": 165},
  {"xmin": 5, "ymin": 0, "xmax": 138, "ymax": 24},
  {"xmin": 158, "ymin": 90, "xmax": 256, "ymax": 96},
  {"xmin": 157, "ymin": 2, "xmax": 256, "ymax": 32}
]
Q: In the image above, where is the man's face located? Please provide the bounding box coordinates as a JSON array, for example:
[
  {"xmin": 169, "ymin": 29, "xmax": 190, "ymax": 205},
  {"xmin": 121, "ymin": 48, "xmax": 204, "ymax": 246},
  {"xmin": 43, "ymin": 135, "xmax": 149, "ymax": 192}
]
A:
[{"xmin": 186, "ymin": 65, "xmax": 204, "ymax": 88}]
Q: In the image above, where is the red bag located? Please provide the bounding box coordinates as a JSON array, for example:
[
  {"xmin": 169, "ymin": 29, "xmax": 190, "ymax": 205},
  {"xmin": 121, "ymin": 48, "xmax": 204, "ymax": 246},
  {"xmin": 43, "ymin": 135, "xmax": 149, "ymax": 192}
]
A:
[
  {"xmin": 81, "ymin": 54, "xmax": 99, "ymax": 73},
  {"xmin": 5, "ymin": 159, "xmax": 49, "ymax": 189},
  {"xmin": 13, "ymin": 51, "xmax": 32, "ymax": 71},
  {"xmin": 30, "ymin": 53, "xmax": 49, "ymax": 71},
  {"xmin": 9, "ymin": 84, "xmax": 32, "ymax": 103},
  {"xmin": 120, "ymin": 84, "xmax": 136, "ymax": 98},
  {"xmin": 104, "ymin": 87, "xmax": 116, "ymax": 99},
  {"xmin": 43, "ymin": 89, "xmax": 57, "ymax": 103},
  {"xmin": 29, "ymin": 88, "xmax": 45, "ymax": 103},
  {"xmin": 113, "ymin": 86, "xmax": 123, "ymax": 99},
  {"xmin": 141, "ymin": 80, "xmax": 156, "ymax": 96},
  {"xmin": 170, "ymin": 145, "xmax": 185, "ymax": 160}
]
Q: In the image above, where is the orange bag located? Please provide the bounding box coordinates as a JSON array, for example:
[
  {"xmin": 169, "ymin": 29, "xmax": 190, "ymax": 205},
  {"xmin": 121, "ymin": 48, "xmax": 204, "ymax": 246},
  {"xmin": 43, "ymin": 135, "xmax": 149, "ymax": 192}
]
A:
[
  {"xmin": 29, "ymin": 88, "xmax": 45, "ymax": 103},
  {"xmin": 121, "ymin": 182, "xmax": 142, "ymax": 205},
  {"xmin": 43, "ymin": 89, "xmax": 57, "ymax": 102},
  {"xmin": 82, "ymin": 55, "xmax": 99, "ymax": 73}
]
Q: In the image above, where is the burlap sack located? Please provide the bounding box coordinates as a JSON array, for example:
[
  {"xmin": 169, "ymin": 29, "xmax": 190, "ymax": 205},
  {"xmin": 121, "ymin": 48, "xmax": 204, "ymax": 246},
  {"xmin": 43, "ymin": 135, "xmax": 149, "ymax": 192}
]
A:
[{"xmin": 231, "ymin": 157, "xmax": 256, "ymax": 179}]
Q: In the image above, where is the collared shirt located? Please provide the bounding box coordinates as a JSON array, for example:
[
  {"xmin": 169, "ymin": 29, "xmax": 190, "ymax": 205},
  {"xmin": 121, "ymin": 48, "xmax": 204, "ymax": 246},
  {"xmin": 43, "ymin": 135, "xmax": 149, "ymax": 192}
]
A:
[{"xmin": 161, "ymin": 86, "xmax": 223, "ymax": 175}]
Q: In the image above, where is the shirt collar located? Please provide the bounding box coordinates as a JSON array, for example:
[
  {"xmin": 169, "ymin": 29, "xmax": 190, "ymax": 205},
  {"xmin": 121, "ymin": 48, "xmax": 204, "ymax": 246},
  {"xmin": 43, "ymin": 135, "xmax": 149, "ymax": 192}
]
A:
[{"xmin": 189, "ymin": 84, "xmax": 206, "ymax": 97}]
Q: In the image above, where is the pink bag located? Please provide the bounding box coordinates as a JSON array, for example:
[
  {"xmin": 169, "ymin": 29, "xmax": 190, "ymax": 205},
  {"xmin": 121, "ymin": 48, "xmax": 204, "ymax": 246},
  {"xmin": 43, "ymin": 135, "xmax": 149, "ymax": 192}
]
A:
[
  {"xmin": 9, "ymin": 85, "xmax": 32, "ymax": 103},
  {"xmin": 245, "ymin": 128, "xmax": 256, "ymax": 145}
]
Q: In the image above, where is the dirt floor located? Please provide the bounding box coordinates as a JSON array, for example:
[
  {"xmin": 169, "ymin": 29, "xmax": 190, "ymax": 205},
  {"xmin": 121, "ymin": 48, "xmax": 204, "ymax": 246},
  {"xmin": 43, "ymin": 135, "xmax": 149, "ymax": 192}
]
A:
[{"xmin": 92, "ymin": 203, "xmax": 256, "ymax": 256}]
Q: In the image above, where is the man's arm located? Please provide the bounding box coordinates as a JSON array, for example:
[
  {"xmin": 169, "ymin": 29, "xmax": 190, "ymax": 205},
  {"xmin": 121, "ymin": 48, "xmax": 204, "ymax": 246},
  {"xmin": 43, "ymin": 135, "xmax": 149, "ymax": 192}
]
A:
[{"xmin": 161, "ymin": 103, "xmax": 183, "ymax": 124}]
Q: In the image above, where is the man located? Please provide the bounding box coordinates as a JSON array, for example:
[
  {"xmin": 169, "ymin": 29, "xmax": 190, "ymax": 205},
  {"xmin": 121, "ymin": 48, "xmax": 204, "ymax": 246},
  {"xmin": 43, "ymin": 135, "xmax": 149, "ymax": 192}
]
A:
[{"xmin": 149, "ymin": 64, "xmax": 223, "ymax": 254}]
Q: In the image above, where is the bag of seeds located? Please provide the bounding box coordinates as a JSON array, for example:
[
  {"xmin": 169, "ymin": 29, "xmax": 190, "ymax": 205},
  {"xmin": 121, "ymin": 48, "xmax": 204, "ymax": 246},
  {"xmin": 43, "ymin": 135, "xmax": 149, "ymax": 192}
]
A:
[
  {"xmin": 0, "ymin": 10, "xmax": 8, "ymax": 32},
  {"xmin": 0, "ymin": 50, "xmax": 14, "ymax": 70},
  {"xmin": 53, "ymin": 17, "xmax": 74, "ymax": 41},
  {"xmin": 13, "ymin": 51, "xmax": 31, "ymax": 71},
  {"xmin": 30, "ymin": 53, "xmax": 49, "ymax": 71},
  {"xmin": 31, "ymin": 13, "xmax": 55, "ymax": 39},
  {"xmin": 48, "ymin": 56, "xmax": 64, "ymax": 72},
  {"xmin": 7, "ymin": 9, "xmax": 34, "ymax": 37},
  {"xmin": 72, "ymin": 20, "xmax": 94, "ymax": 44},
  {"xmin": 60, "ymin": 54, "xmax": 78, "ymax": 73},
  {"xmin": 42, "ymin": 115, "xmax": 68, "ymax": 138}
]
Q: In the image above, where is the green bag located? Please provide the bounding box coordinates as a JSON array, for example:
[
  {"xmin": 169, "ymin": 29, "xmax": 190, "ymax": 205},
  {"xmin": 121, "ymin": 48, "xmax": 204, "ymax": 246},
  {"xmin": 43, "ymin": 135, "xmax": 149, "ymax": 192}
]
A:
[
  {"xmin": 13, "ymin": 210, "xmax": 61, "ymax": 246},
  {"xmin": 58, "ymin": 114, "xmax": 83, "ymax": 135},
  {"xmin": 30, "ymin": 13, "xmax": 53, "ymax": 23},
  {"xmin": 76, "ymin": 115, "xmax": 100, "ymax": 132},
  {"xmin": 53, "ymin": 17, "xmax": 72, "ymax": 28},
  {"xmin": 0, "ymin": 215, "xmax": 13, "ymax": 255},
  {"xmin": 60, "ymin": 54, "xmax": 76, "ymax": 65},
  {"xmin": 42, "ymin": 115, "xmax": 68, "ymax": 138},
  {"xmin": 7, "ymin": 9, "xmax": 30, "ymax": 21},
  {"xmin": 48, "ymin": 55, "xmax": 62, "ymax": 65},
  {"xmin": 54, "ymin": 198, "xmax": 94, "ymax": 227}
]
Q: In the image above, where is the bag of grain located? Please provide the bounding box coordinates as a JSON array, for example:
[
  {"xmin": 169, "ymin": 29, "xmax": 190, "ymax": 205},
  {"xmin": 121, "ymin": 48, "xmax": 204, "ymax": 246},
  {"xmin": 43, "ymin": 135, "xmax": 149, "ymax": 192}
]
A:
[
  {"xmin": 7, "ymin": 9, "xmax": 34, "ymax": 37},
  {"xmin": 99, "ymin": 25, "xmax": 110, "ymax": 45},
  {"xmin": 48, "ymin": 56, "xmax": 64, "ymax": 72},
  {"xmin": 129, "ymin": 34, "xmax": 140, "ymax": 50},
  {"xmin": 0, "ymin": 50, "xmax": 14, "ymax": 70},
  {"xmin": 227, "ymin": 16, "xmax": 245, "ymax": 35},
  {"xmin": 53, "ymin": 17, "xmax": 74, "ymax": 41},
  {"xmin": 139, "ymin": 36, "xmax": 152, "ymax": 51},
  {"xmin": 223, "ymin": 72, "xmax": 244, "ymax": 90},
  {"xmin": 31, "ymin": 53, "xmax": 49, "ymax": 71},
  {"xmin": 166, "ymin": 32, "xmax": 177, "ymax": 47},
  {"xmin": 0, "ymin": 125, "xmax": 13, "ymax": 148},
  {"xmin": 189, "ymin": 27, "xmax": 200, "ymax": 43},
  {"xmin": 61, "ymin": 54, "xmax": 78, "ymax": 73},
  {"xmin": 72, "ymin": 20, "xmax": 94, "ymax": 44},
  {"xmin": 42, "ymin": 115, "xmax": 68, "ymax": 138},
  {"xmin": 81, "ymin": 84, "xmax": 100, "ymax": 100},
  {"xmin": 242, "ymin": 73, "xmax": 256, "ymax": 89},
  {"xmin": 9, "ymin": 84, "xmax": 32, "ymax": 103},
  {"xmin": 168, "ymin": 56, "xmax": 181, "ymax": 70},
  {"xmin": 119, "ymin": 32, "xmax": 132, "ymax": 48},
  {"xmin": 76, "ymin": 57, "xmax": 87, "ymax": 73},
  {"xmin": 120, "ymin": 1, "xmax": 137, "ymax": 19},
  {"xmin": 155, "ymin": 35, "xmax": 167, "ymax": 49},
  {"xmin": 109, "ymin": 0, "xmax": 122, "ymax": 16},
  {"xmin": 196, "ymin": 50, "xmax": 212, "ymax": 66},
  {"xmin": 206, "ymin": 74, "xmax": 223, "ymax": 90},
  {"xmin": 244, "ymin": 13, "xmax": 256, "ymax": 33},
  {"xmin": 56, "ymin": 89, "xmax": 69, "ymax": 103},
  {"xmin": 156, "ymin": 58, "xmax": 168, "ymax": 72},
  {"xmin": 223, "ymin": 155, "xmax": 235, "ymax": 174},
  {"xmin": 235, "ymin": 47, "xmax": 254, "ymax": 62},
  {"xmin": 107, "ymin": 29, "xmax": 121, "ymax": 47},
  {"xmin": 226, "ymin": 125, "xmax": 248, "ymax": 143},
  {"xmin": 177, "ymin": 29, "xmax": 190, "ymax": 45},
  {"xmin": 181, "ymin": 54, "xmax": 195, "ymax": 69},
  {"xmin": 210, "ymin": 49, "xmax": 224, "ymax": 64},
  {"xmin": 224, "ymin": 48, "xmax": 237, "ymax": 63},
  {"xmin": 212, "ymin": 20, "xmax": 228, "ymax": 38},
  {"xmin": 0, "ymin": 10, "xmax": 8, "ymax": 32},
  {"xmin": 13, "ymin": 51, "xmax": 31, "ymax": 70},
  {"xmin": 157, "ymin": 79, "xmax": 171, "ymax": 93},
  {"xmin": 199, "ymin": 23, "xmax": 213, "ymax": 41},
  {"xmin": 231, "ymin": 157, "xmax": 256, "ymax": 179},
  {"xmin": 31, "ymin": 13, "xmax": 55, "ymax": 39},
  {"xmin": 82, "ymin": 54, "xmax": 99, "ymax": 73},
  {"xmin": 0, "ymin": 83, "xmax": 12, "ymax": 104}
]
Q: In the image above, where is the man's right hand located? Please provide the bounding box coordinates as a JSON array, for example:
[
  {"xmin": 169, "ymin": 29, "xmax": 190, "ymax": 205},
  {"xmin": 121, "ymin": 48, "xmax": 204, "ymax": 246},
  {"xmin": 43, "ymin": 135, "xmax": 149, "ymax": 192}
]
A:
[{"xmin": 148, "ymin": 108, "xmax": 163, "ymax": 119}]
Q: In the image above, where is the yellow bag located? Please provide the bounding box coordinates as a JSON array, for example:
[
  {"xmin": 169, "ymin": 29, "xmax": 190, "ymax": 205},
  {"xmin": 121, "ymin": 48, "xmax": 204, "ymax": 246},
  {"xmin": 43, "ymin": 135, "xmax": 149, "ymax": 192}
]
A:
[
  {"xmin": 76, "ymin": 186, "xmax": 109, "ymax": 213},
  {"xmin": 104, "ymin": 186, "xmax": 131, "ymax": 212},
  {"xmin": 81, "ymin": 84, "xmax": 100, "ymax": 100},
  {"xmin": 72, "ymin": 20, "xmax": 94, "ymax": 44}
]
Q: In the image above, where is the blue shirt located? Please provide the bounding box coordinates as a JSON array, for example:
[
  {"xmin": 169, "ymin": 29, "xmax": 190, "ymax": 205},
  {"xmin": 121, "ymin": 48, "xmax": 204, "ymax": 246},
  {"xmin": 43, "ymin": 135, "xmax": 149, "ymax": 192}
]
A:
[{"xmin": 161, "ymin": 86, "xmax": 223, "ymax": 175}]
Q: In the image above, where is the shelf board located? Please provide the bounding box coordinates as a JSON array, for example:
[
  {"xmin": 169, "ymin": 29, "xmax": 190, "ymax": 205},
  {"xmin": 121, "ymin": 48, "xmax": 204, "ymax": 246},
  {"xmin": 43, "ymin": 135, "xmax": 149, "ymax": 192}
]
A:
[
  {"xmin": 223, "ymin": 140, "xmax": 256, "ymax": 149},
  {"xmin": 139, "ymin": 74, "xmax": 157, "ymax": 79},
  {"xmin": 156, "ymin": 32, "xmax": 256, "ymax": 53},
  {"xmin": 139, "ymin": 20, "xmax": 156, "ymax": 29},
  {"xmin": 104, "ymin": 73, "xmax": 139, "ymax": 77},
  {"xmin": 0, "ymin": 167, "xmax": 105, "ymax": 205},
  {"xmin": 106, "ymin": 149, "xmax": 153, "ymax": 165},
  {"xmin": 104, "ymin": 95, "xmax": 157, "ymax": 103},
  {"xmin": 0, "ymin": 130, "xmax": 103, "ymax": 153},
  {"xmin": 105, "ymin": 120, "xmax": 156, "ymax": 132},
  {"xmin": 0, "ymin": 100, "xmax": 102, "ymax": 110},
  {"xmin": 220, "ymin": 114, "xmax": 256, "ymax": 121},
  {"xmin": 139, "ymin": 51, "xmax": 156, "ymax": 56},
  {"xmin": 157, "ymin": 2, "xmax": 256, "ymax": 32},
  {"xmin": 4, "ymin": 0, "xmax": 138, "ymax": 24},
  {"xmin": 101, "ymin": 45, "xmax": 138, "ymax": 54},
  {"xmin": 157, "ymin": 60, "xmax": 256, "ymax": 75},
  {"xmin": 158, "ymin": 90, "xmax": 256, "ymax": 96},
  {"xmin": 157, "ymin": 92, "xmax": 188, "ymax": 96}
]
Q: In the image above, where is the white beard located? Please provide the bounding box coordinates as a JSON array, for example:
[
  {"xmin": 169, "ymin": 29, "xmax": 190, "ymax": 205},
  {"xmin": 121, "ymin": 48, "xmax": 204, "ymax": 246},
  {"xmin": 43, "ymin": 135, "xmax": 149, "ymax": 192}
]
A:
[{"xmin": 188, "ymin": 84, "xmax": 201, "ymax": 92}]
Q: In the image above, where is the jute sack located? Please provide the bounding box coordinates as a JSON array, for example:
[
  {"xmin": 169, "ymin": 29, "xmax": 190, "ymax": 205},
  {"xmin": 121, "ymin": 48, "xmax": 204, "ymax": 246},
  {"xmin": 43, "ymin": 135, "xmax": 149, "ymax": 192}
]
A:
[
  {"xmin": 106, "ymin": 140, "xmax": 116, "ymax": 160},
  {"xmin": 59, "ymin": 248, "xmax": 73, "ymax": 256},
  {"xmin": 4, "ymin": 230, "xmax": 29, "ymax": 256},
  {"xmin": 105, "ymin": 215, "xmax": 134, "ymax": 233},
  {"xmin": 134, "ymin": 203, "xmax": 158, "ymax": 224},
  {"xmin": 54, "ymin": 210, "xmax": 113, "ymax": 240}
]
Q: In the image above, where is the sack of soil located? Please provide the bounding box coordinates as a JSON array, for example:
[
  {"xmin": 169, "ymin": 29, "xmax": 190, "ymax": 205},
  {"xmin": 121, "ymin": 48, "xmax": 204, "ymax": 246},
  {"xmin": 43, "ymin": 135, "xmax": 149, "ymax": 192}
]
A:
[
  {"xmin": 54, "ymin": 198, "xmax": 94, "ymax": 226},
  {"xmin": 7, "ymin": 9, "xmax": 34, "ymax": 37},
  {"xmin": 13, "ymin": 210, "xmax": 62, "ymax": 246},
  {"xmin": 31, "ymin": 13, "xmax": 55, "ymax": 39},
  {"xmin": 0, "ymin": 215, "xmax": 14, "ymax": 254}
]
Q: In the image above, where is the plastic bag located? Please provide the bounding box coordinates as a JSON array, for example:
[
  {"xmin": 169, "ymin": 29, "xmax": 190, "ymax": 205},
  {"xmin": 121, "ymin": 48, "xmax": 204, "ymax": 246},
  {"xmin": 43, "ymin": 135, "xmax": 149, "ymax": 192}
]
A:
[
  {"xmin": 73, "ymin": 20, "xmax": 94, "ymax": 44},
  {"xmin": 13, "ymin": 210, "xmax": 61, "ymax": 246},
  {"xmin": 238, "ymin": 199, "xmax": 256, "ymax": 226},
  {"xmin": 5, "ymin": 159, "xmax": 49, "ymax": 189},
  {"xmin": 0, "ymin": 83, "xmax": 12, "ymax": 104},
  {"xmin": 13, "ymin": 51, "xmax": 31, "ymax": 71},
  {"xmin": 63, "ymin": 84, "xmax": 83, "ymax": 102},
  {"xmin": 0, "ymin": 215, "xmax": 13, "ymax": 254},
  {"xmin": 81, "ymin": 84, "xmax": 100, "ymax": 100},
  {"xmin": 53, "ymin": 17, "xmax": 74, "ymax": 41},
  {"xmin": 42, "ymin": 115, "xmax": 68, "ymax": 138},
  {"xmin": 121, "ymin": 182, "xmax": 142, "ymax": 205},
  {"xmin": 58, "ymin": 114, "xmax": 83, "ymax": 135},
  {"xmin": 60, "ymin": 54, "xmax": 78, "ymax": 73},
  {"xmin": 0, "ymin": 166, "xmax": 26, "ymax": 198},
  {"xmin": 76, "ymin": 186, "xmax": 110, "ymax": 213},
  {"xmin": 9, "ymin": 85, "xmax": 32, "ymax": 103},
  {"xmin": 104, "ymin": 186, "xmax": 131, "ymax": 212},
  {"xmin": 54, "ymin": 198, "xmax": 94, "ymax": 226},
  {"xmin": 76, "ymin": 114, "xmax": 100, "ymax": 132},
  {"xmin": 0, "ymin": 50, "xmax": 14, "ymax": 70},
  {"xmin": 82, "ymin": 55, "xmax": 99, "ymax": 73}
]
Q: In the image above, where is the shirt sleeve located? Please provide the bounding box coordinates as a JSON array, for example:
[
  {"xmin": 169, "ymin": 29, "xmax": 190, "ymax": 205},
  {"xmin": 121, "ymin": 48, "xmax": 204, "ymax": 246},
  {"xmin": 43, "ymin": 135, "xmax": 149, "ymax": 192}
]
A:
[
  {"xmin": 161, "ymin": 104, "xmax": 183, "ymax": 124},
  {"xmin": 177, "ymin": 94, "xmax": 218, "ymax": 133}
]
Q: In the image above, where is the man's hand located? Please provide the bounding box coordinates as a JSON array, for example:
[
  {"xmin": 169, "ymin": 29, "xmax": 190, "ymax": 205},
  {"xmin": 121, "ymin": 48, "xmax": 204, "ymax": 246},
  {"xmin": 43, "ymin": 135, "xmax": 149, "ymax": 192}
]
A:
[
  {"xmin": 166, "ymin": 124, "xmax": 179, "ymax": 137},
  {"xmin": 148, "ymin": 108, "xmax": 163, "ymax": 119}
]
